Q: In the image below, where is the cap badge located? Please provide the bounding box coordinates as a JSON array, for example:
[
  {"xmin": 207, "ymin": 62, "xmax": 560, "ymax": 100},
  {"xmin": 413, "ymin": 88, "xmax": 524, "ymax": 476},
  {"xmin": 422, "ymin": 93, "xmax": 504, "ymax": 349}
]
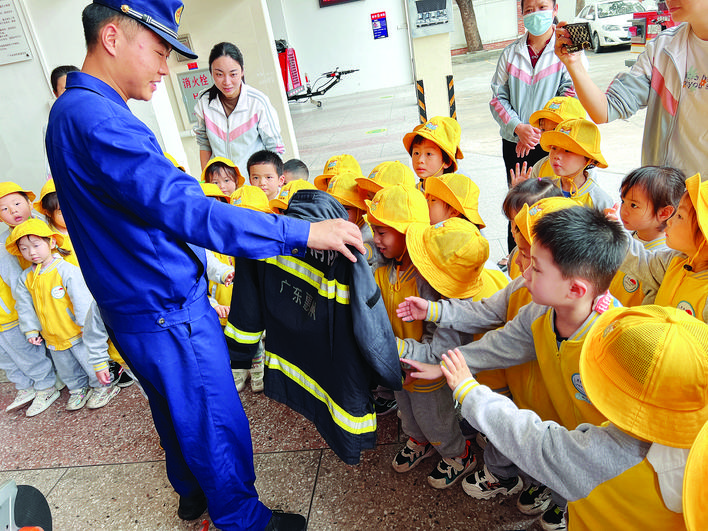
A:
[
  {"xmin": 549, "ymin": 102, "xmax": 561, "ymax": 110},
  {"xmin": 175, "ymin": 5, "xmax": 183, "ymax": 24},
  {"xmin": 424, "ymin": 122, "xmax": 438, "ymax": 131}
]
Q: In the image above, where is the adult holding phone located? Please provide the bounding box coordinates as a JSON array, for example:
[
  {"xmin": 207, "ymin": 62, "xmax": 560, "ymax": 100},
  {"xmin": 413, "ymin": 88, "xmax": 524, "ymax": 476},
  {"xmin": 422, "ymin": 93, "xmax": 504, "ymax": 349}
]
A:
[{"xmin": 194, "ymin": 42, "xmax": 285, "ymax": 172}]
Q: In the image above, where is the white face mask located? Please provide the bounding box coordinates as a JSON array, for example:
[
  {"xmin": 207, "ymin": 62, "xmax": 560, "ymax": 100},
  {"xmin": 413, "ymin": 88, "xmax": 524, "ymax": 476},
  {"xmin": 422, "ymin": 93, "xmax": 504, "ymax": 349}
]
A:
[{"xmin": 523, "ymin": 9, "xmax": 554, "ymax": 37}]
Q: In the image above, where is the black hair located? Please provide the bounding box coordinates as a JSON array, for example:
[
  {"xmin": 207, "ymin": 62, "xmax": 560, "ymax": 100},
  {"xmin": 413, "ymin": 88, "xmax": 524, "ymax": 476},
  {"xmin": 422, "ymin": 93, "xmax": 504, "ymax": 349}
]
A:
[
  {"xmin": 82, "ymin": 3, "xmax": 140, "ymax": 51},
  {"xmin": 502, "ymin": 177, "xmax": 563, "ymax": 220},
  {"xmin": 247, "ymin": 150, "xmax": 283, "ymax": 176},
  {"xmin": 620, "ymin": 166, "xmax": 687, "ymax": 229},
  {"xmin": 17, "ymin": 234, "xmax": 71, "ymax": 258},
  {"xmin": 205, "ymin": 162, "xmax": 239, "ymax": 183},
  {"xmin": 41, "ymin": 192, "xmax": 61, "ymax": 227},
  {"xmin": 50, "ymin": 65, "xmax": 79, "ymax": 95},
  {"xmin": 521, "ymin": 0, "xmax": 557, "ymax": 12},
  {"xmin": 283, "ymin": 159, "xmax": 309, "ymax": 179},
  {"xmin": 533, "ymin": 206, "xmax": 628, "ymax": 295},
  {"xmin": 206, "ymin": 42, "xmax": 245, "ymax": 103},
  {"xmin": 409, "ymin": 134, "xmax": 453, "ymax": 169}
]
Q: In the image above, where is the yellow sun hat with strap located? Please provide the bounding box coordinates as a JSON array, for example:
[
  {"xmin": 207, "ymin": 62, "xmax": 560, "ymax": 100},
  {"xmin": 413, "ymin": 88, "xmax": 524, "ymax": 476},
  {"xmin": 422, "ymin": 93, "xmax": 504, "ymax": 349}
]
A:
[
  {"xmin": 200, "ymin": 156, "xmax": 245, "ymax": 187},
  {"xmin": 164, "ymin": 152, "xmax": 186, "ymax": 172},
  {"xmin": 269, "ymin": 179, "xmax": 317, "ymax": 211},
  {"xmin": 6, "ymin": 218, "xmax": 64, "ymax": 256},
  {"xmin": 684, "ymin": 419, "xmax": 708, "ymax": 531},
  {"xmin": 686, "ymin": 173, "xmax": 708, "ymax": 240},
  {"xmin": 530, "ymin": 96, "xmax": 587, "ymax": 129},
  {"xmin": 425, "ymin": 174, "xmax": 485, "ymax": 228},
  {"xmin": 514, "ymin": 196, "xmax": 581, "ymax": 244},
  {"xmin": 0, "ymin": 182, "xmax": 36, "ymax": 202},
  {"xmin": 540, "ymin": 118, "xmax": 608, "ymax": 168},
  {"xmin": 199, "ymin": 182, "xmax": 230, "ymax": 203},
  {"xmin": 406, "ymin": 217, "xmax": 489, "ymax": 299},
  {"xmin": 34, "ymin": 179, "xmax": 56, "ymax": 217},
  {"xmin": 580, "ymin": 305, "xmax": 708, "ymax": 449},
  {"xmin": 402, "ymin": 116, "xmax": 464, "ymax": 171},
  {"xmin": 365, "ymin": 184, "xmax": 429, "ymax": 234},
  {"xmin": 314, "ymin": 154, "xmax": 362, "ymax": 191},
  {"xmin": 326, "ymin": 172, "xmax": 366, "ymax": 211},
  {"xmin": 355, "ymin": 161, "xmax": 417, "ymax": 195},
  {"xmin": 230, "ymin": 185, "xmax": 273, "ymax": 213}
]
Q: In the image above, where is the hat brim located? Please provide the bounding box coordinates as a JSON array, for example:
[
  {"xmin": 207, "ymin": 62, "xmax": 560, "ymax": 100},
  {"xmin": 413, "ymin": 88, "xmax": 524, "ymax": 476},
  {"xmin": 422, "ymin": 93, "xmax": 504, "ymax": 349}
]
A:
[
  {"xmin": 314, "ymin": 174, "xmax": 330, "ymax": 191},
  {"xmin": 402, "ymin": 130, "xmax": 461, "ymax": 172},
  {"xmin": 686, "ymin": 173, "xmax": 708, "ymax": 240},
  {"xmin": 529, "ymin": 109, "xmax": 563, "ymax": 129},
  {"xmin": 684, "ymin": 419, "xmax": 708, "ymax": 531},
  {"xmin": 356, "ymin": 177, "xmax": 383, "ymax": 194},
  {"xmin": 540, "ymin": 131, "xmax": 608, "ymax": 168},
  {"xmin": 425, "ymin": 178, "xmax": 485, "ymax": 228}
]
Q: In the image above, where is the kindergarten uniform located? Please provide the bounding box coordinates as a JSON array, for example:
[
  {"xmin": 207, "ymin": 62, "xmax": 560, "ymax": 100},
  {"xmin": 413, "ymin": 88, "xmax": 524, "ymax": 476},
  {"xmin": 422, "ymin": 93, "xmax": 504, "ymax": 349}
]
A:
[
  {"xmin": 609, "ymin": 232, "xmax": 667, "ymax": 307},
  {"xmin": 552, "ymin": 176, "xmax": 614, "ymax": 212},
  {"xmin": 205, "ymin": 249, "xmax": 234, "ymax": 326}
]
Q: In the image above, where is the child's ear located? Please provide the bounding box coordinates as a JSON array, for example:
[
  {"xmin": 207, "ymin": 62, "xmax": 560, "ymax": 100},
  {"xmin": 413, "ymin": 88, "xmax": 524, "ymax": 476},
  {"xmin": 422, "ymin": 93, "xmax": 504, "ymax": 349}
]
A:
[
  {"xmin": 49, "ymin": 236, "xmax": 56, "ymax": 249},
  {"xmin": 568, "ymin": 278, "xmax": 588, "ymax": 300},
  {"xmin": 278, "ymin": 175, "xmax": 285, "ymax": 186},
  {"xmin": 657, "ymin": 205, "xmax": 675, "ymax": 223}
]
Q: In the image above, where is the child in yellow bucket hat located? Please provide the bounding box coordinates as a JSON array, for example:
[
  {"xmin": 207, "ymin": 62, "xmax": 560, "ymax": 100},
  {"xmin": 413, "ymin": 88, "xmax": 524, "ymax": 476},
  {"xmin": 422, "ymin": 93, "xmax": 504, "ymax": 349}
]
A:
[
  {"xmin": 684, "ymin": 419, "xmax": 708, "ymax": 531},
  {"xmin": 417, "ymin": 305, "xmax": 708, "ymax": 530},
  {"xmin": 33, "ymin": 179, "xmax": 79, "ymax": 267},
  {"xmin": 619, "ymin": 173, "xmax": 708, "ymax": 323},
  {"xmin": 424, "ymin": 174, "xmax": 485, "ymax": 228},
  {"xmin": 230, "ymin": 185, "xmax": 274, "ymax": 214},
  {"xmin": 269, "ymin": 179, "xmax": 317, "ymax": 213},
  {"xmin": 402, "ymin": 116, "xmax": 463, "ymax": 189},
  {"xmin": 539, "ymin": 118, "xmax": 615, "ymax": 212},
  {"xmin": 0, "ymin": 182, "xmax": 41, "ymax": 270},
  {"xmin": 201, "ymin": 157, "xmax": 245, "ymax": 197},
  {"xmin": 313, "ymin": 154, "xmax": 362, "ymax": 191},
  {"xmin": 355, "ymin": 161, "xmax": 417, "ymax": 201}
]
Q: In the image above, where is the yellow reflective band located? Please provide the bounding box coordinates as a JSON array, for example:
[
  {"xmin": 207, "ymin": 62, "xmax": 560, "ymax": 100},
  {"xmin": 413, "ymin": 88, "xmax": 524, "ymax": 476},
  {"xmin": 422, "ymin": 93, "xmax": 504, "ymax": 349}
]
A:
[
  {"xmin": 224, "ymin": 322, "xmax": 263, "ymax": 344},
  {"xmin": 264, "ymin": 256, "xmax": 350, "ymax": 304},
  {"xmin": 265, "ymin": 350, "xmax": 377, "ymax": 435}
]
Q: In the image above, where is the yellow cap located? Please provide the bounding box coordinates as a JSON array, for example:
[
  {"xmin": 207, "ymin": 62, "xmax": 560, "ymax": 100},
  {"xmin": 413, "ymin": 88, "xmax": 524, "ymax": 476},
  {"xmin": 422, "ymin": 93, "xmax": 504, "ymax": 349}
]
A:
[
  {"xmin": 529, "ymin": 97, "xmax": 587, "ymax": 129},
  {"xmin": 514, "ymin": 197, "xmax": 580, "ymax": 244},
  {"xmin": 686, "ymin": 173, "xmax": 708, "ymax": 241},
  {"xmin": 200, "ymin": 157, "xmax": 245, "ymax": 188},
  {"xmin": 164, "ymin": 152, "xmax": 185, "ymax": 171},
  {"xmin": 402, "ymin": 116, "xmax": 464, "ymax": 171},
  {"xmin": 365, "ymin": 184, "xmax": 429, "ymax": 233},
  {"xmin": 230, "ymin": 185, "xmax": 273, "ymax": 213},
  {"xmin": 200, "ymin": 182, "xmax": 230, "ymax": 203},
  {"xmin": 326, "ymin": 172, "xmax": 366, "ymax": 211},
  {"xmin": 314, "ymin": 154, "xmax": 362, "ymax": 191},
  {"xmin": 0, "ymin": 182, "xmax": 36, "ymax": 202},
  {"xmin": 33, "ymin": 179, "xmax": 56, "ymax": 216},
  {"xmin": 269, "ymin": 179, "xmax": 317, "ymax": 211},
  {"xmin": 355, "ymin": 161, "xmax": 417, "ymax": 195},
  {"xmin": 540, "ymin": 119, "xmax": 608, "ymax": 168},
  {"xmin": 684, "ymin": 419, "xmax": 708, "ymax": 531},
  {"xmin": 5, "ymin": 218, "xmax": 64, "ymax": 256},
  {"xmin": 580, "ymin": 305, "xmax": 708, "ymax": 449},
  {"xmin": 424, "ymin": 174, "xmax": 485, "ymax": 228},
  {"xmin": 406, "ymin": 217, "xmax": 489, "ymax": 299}
]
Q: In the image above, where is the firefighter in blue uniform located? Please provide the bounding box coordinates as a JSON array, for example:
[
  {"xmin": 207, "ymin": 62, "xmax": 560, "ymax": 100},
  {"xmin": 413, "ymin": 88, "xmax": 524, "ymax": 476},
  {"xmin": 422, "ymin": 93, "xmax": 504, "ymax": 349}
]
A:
[{"xmin": 45, "ymin": 2, "xmax": 363, "ymax": 530}]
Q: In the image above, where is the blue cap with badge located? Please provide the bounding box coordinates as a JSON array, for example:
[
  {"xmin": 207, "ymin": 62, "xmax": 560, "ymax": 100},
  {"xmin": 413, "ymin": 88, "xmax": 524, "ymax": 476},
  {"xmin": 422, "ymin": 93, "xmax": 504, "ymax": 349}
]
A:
[{"xmin": 93, "ymin": 0, "xmax": 197, "ymax": 59}]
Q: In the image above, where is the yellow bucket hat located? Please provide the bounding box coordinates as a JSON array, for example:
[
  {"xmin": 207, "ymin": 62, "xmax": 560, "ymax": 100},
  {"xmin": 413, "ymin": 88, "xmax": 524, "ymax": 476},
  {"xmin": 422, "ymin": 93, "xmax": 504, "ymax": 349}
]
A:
[
  {"xmin": 540, "ymin": 119, "xmax": 608, "ymax": 168},
  {"xmin": 529, "ymin": 97, "xmax": 586, "ymax": 129},
  {"xmin": 0, "ymin": 182, "xmax": 36, "ymax": 202},
  {"xmin": 326, "ymin": 172, "xmax": 366, "ymax": 211},
  {"xmin": 5, "ymin": 218, "xmax": 64, "ymax": 256},
  {"xmin": 684, "ymin": 419, "xmax": 708, "ymax": 531},
  {"xmin": 164, "ymin": 152, "xmax": 186, "ymax": 171},
  {"xmin": 406, "ymin": 217, "xmax": 489, "ymax": 299},
  {"xmin": 402, "ymin": 116, "xmax": 464, "ymax": 171},
  {"xmin": 580, "ymin": 305, "xmax": 708, "ymax": 449},
  {"xmin": 514, "ymin": 197, "xmax": 580, "ymax": 244},
  {"xmin": 200, "ymin": 157, "xmax": 245, "ymax": 188},
  {"xmin": 269, "ymin": 179, "xmax": 316, "ymax": 211},
  {"xmin": 200, "ymin": 182, "xmax": 230, "ymax": 203},
  {"xmin": 365, "ymin": 184, "xmax": 430, "ymax": 234},
  {"xmin": 314, "ymin": 154, "xmax": 362, "ymax": 191},
  {"xmin": 356, "ymin": 161, "xmax": 417, "ymax": 195},
  {"xmin": 33, "ymin": 179, "xmax": 56, "ymax": 216},
  {"xmin": 425, "ymin": 174, "xmax": 485, "ymax": 228},
  {"xmin": 685, "ymin": 173, "xmax": 708, "ymax": 240},
  {"xmin": 230, "ymin": 185, "xmax": 273, "ymax": 213}
]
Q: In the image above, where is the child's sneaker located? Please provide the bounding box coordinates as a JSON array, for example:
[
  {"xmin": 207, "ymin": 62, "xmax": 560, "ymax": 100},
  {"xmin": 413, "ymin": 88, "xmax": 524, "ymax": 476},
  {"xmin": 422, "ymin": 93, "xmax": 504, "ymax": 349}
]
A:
[
  {"xmin": 232, "ymin": 369, "xmax": 249, "ymax": 391},
  {"xmin": 87, "ymin": 385, "xmax": 121, "ymax": 409},
  {"xmin": 66, "ymin": 386, "xmax": 92, "ymax": 411},
  {"xmin": 250, "ymin": 365, "xmax": 264, "ymax": 393},
  {"xmin": 427, "ymin": 439, "xmax": 477, "ymax": 489},
  {"xmin": 5, "ymin": 388, "xmax": 36, "ymax": 412},
  {"xmin": 517, "ymin": 484, "xmax": 552, "ymax": 515},
  {"xmin": 373, "ymin": 396, "xmax": 398, "ymax": 416},
  {"xmin": 462, "ymin": 464, "xmax": 523, "ymax": 499},
  {"xmin": 26, "ymin": 387, "xmax": 60, "ymax": 417},
  {"xmin": 392, "ymin": 437, "xmax": 435, "ymax": 472},
  {"xmin": 55, "ymin": 374, "xmax": 66, "ymax": 391},
  {"xmin": 540, "ymin": 503, "xmax": 567, "ymax": 530}
]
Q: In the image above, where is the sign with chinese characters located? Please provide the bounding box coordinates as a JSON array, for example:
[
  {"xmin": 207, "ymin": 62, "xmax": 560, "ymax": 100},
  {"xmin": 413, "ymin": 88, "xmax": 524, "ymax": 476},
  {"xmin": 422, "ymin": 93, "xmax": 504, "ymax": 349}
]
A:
[
  {"xmin": 407, "ymin": 0, "xmax": 453, "ymax": 39},
  {"xmin": 176, "ymin": 68, "xmax": 212, "ymax": 124},
  {"xmin": 371, "ymin": 12, "xmax": 388, "ymax": 39},
  {"xmin": 0, "ymin": 0, "xmax": 31, "ymax": 66}
]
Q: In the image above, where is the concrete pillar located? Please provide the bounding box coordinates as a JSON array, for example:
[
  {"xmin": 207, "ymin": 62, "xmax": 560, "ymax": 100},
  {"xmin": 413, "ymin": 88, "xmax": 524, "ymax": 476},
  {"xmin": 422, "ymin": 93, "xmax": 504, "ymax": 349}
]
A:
[{"xmin": 410, "ymin": 32, "xmax": 454, "ymax": 122}]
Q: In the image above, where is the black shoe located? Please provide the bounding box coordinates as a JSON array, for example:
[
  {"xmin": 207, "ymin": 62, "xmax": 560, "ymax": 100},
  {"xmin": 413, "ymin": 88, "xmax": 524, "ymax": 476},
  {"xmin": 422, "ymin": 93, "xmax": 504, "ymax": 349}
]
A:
[
  {"xmin": 177, "ymin": 490, "xmax": 208, "ymax": 520},
  {"xmin": 373, "ymin": 396, "xmax": 398, "ymax": 416},
  {"xmin": 264, "ymin": 511, "xmax": 307, "ymax": 531}
]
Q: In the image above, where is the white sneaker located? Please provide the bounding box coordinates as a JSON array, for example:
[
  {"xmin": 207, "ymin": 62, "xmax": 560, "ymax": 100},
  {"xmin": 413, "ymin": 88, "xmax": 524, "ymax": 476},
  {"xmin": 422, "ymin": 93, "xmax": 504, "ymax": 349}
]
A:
[
  {"xmin": 6, "ymin": 388, "xmax": 36, "ymax": 412},
  {"xmin": 26, "ymin": 387, "xmax": 60, "ymax": 417},
  {"xmin": 66, "ymin": 386, "xmax": 92, "ymax": 411},
  {"xmin": 55, "ymin": 374, "xmax": 66, "ymax": 391},
  {"xmin": 86, "ymin": 386, "xmax": 120, "ymax": 409},
  {"xmin": 250, "ymin": 365, "xmax": 264, "ymax": 393},
  {"xmin": 232, "ymin": 369, "xmax": 249, "ymax": 392}
]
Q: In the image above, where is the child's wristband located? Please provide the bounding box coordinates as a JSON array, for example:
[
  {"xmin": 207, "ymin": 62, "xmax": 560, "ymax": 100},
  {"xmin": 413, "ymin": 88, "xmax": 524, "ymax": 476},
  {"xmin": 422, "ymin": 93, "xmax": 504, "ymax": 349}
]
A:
[
  {"xmin": 425, "ymin": 301, "xmax": 442, "ymax": 323},
  {"xmin": 453, "ymin": 377, "xmax": 480, "ymax": 404}
]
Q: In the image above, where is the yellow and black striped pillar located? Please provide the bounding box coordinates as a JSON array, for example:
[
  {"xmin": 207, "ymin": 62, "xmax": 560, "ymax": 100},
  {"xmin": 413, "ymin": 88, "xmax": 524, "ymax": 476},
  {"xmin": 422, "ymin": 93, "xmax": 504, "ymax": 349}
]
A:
[
  {"xmin": 416, "ymin": 79, "xmax": 426, "ymax": 124},
  {"xmin": 447, "ymin": 75, "xmax": 456, "ymax": 119}
]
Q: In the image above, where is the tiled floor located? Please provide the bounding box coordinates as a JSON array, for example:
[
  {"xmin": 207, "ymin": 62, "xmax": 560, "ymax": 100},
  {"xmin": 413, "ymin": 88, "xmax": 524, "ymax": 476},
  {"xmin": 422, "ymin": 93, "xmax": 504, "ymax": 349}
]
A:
[{"xmin": 1, "ymin": 49, "xmax": 644, "ymax": 530}]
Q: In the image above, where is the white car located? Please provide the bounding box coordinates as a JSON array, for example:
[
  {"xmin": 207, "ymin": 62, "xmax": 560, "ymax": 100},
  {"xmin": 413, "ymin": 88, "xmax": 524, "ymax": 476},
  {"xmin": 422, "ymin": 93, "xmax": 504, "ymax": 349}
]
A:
[{"xmin": 575, "ymin": 0, "xmax": 646, "ymax": 52}]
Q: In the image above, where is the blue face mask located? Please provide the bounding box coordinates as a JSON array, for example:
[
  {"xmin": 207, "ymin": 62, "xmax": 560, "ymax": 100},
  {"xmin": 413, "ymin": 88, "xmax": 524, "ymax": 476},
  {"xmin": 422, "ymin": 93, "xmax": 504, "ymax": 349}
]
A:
[{"xmin": 523, "ymin": 9, "xmax": 554, "ymax": 37}]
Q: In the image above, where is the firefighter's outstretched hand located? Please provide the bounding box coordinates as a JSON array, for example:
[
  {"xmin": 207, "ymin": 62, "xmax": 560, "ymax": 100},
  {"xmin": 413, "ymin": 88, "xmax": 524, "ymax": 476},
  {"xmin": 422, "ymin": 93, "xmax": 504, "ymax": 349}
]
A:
[{"xmin": 308, "ymin": 219, "xmax": 365, "ymax": 263}]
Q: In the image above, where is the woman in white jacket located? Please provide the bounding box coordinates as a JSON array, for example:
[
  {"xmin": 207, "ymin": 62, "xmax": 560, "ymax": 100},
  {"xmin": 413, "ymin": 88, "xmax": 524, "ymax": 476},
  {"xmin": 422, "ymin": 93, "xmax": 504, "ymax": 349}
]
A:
[{"xmin": 194, "ymin": 42, "xmax": 285, "ymax": 173}]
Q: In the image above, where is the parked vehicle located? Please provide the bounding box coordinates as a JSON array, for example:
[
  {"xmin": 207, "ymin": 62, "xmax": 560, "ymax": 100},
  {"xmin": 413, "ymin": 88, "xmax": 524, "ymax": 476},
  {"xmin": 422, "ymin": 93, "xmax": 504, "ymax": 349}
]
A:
[{"xmin": 574, "ymin": 0, "xmax": 647, "ymax": 52}]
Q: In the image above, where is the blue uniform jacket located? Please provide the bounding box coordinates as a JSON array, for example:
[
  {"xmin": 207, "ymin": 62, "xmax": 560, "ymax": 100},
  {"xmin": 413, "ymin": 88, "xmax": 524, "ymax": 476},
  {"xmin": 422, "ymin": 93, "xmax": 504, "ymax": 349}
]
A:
[
  {"xmin": 45, "ymin": 72, "xmax": 309, "ymax": 332},
  {"xmin": 226, "ymin": 191, "xmax": 402, "ymax": 464}
]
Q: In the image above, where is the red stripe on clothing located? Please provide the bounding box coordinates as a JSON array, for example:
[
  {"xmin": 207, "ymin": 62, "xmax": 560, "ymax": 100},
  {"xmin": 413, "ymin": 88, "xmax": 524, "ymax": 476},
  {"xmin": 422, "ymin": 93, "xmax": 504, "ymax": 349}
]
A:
[
  {"xmin": 205, "ymin": 115, "xmax": 227, "ymax": 142},
  {"xmin": 650, "ymin": 66, "xmax": 678, "ymax": 116},
  {"xmin": 491, "ymin": 97, "xmax": 512, "ymax": 124},
  {"xmin": 532, "ymin": 61, "xmax": 564, "ymax": 83},
  {"xmin": 228, "ymin": 115, "xmax": 259, "ymax": 143},
  {"xmin": 507, "ymin": 63, "xmax": 534, "ymax": 85}
]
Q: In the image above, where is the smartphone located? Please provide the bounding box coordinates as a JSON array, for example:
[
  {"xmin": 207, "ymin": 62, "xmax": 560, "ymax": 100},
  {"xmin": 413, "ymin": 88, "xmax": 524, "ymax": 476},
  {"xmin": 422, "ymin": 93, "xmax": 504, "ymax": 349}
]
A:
[{"xmin": 564, "ymin": 22, "xmax": 592, "ymax": 53}]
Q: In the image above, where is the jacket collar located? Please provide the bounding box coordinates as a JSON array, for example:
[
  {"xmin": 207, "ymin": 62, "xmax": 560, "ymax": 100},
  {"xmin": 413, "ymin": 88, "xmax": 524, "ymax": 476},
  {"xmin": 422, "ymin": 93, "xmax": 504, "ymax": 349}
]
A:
[{"xmin": 65, "ymin": 71, "xmax": 130, "ymax": 110}]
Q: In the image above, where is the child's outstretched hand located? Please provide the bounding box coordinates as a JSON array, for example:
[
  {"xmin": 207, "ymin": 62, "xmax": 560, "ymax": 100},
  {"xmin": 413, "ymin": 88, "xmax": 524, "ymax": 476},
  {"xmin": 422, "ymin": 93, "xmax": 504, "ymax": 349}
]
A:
[
  {"xmin": 604, "ymin": 202, "xmax": 622, "ymax": 224},
  {"xmin": 400, "ymin": 358, "xmax": 444, "ymax": 380},
  {"xmin": 223, "ymin": 271, "xmax": 235, "ymax": 286},
  {"xmin": 510, "ymin": 162, "xmax": 533, "ymax": 187},
  {"xmin": 214, "ymin": 304, "xmax": 230, "ymax": 319},
  {"xmin": 440, "ymin": 349, "xmax": 474, "ymax": 391},
  {"xmin": 28, "ymin": 336, "xmax": 43, "ymax": 346},
  {"xmin": 96, "ymin": 368, "xmax": 112, "ymax": 386},
  {"xmin": 396, "ymin": 296, "xmax": 429, "ymax": 322}
]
